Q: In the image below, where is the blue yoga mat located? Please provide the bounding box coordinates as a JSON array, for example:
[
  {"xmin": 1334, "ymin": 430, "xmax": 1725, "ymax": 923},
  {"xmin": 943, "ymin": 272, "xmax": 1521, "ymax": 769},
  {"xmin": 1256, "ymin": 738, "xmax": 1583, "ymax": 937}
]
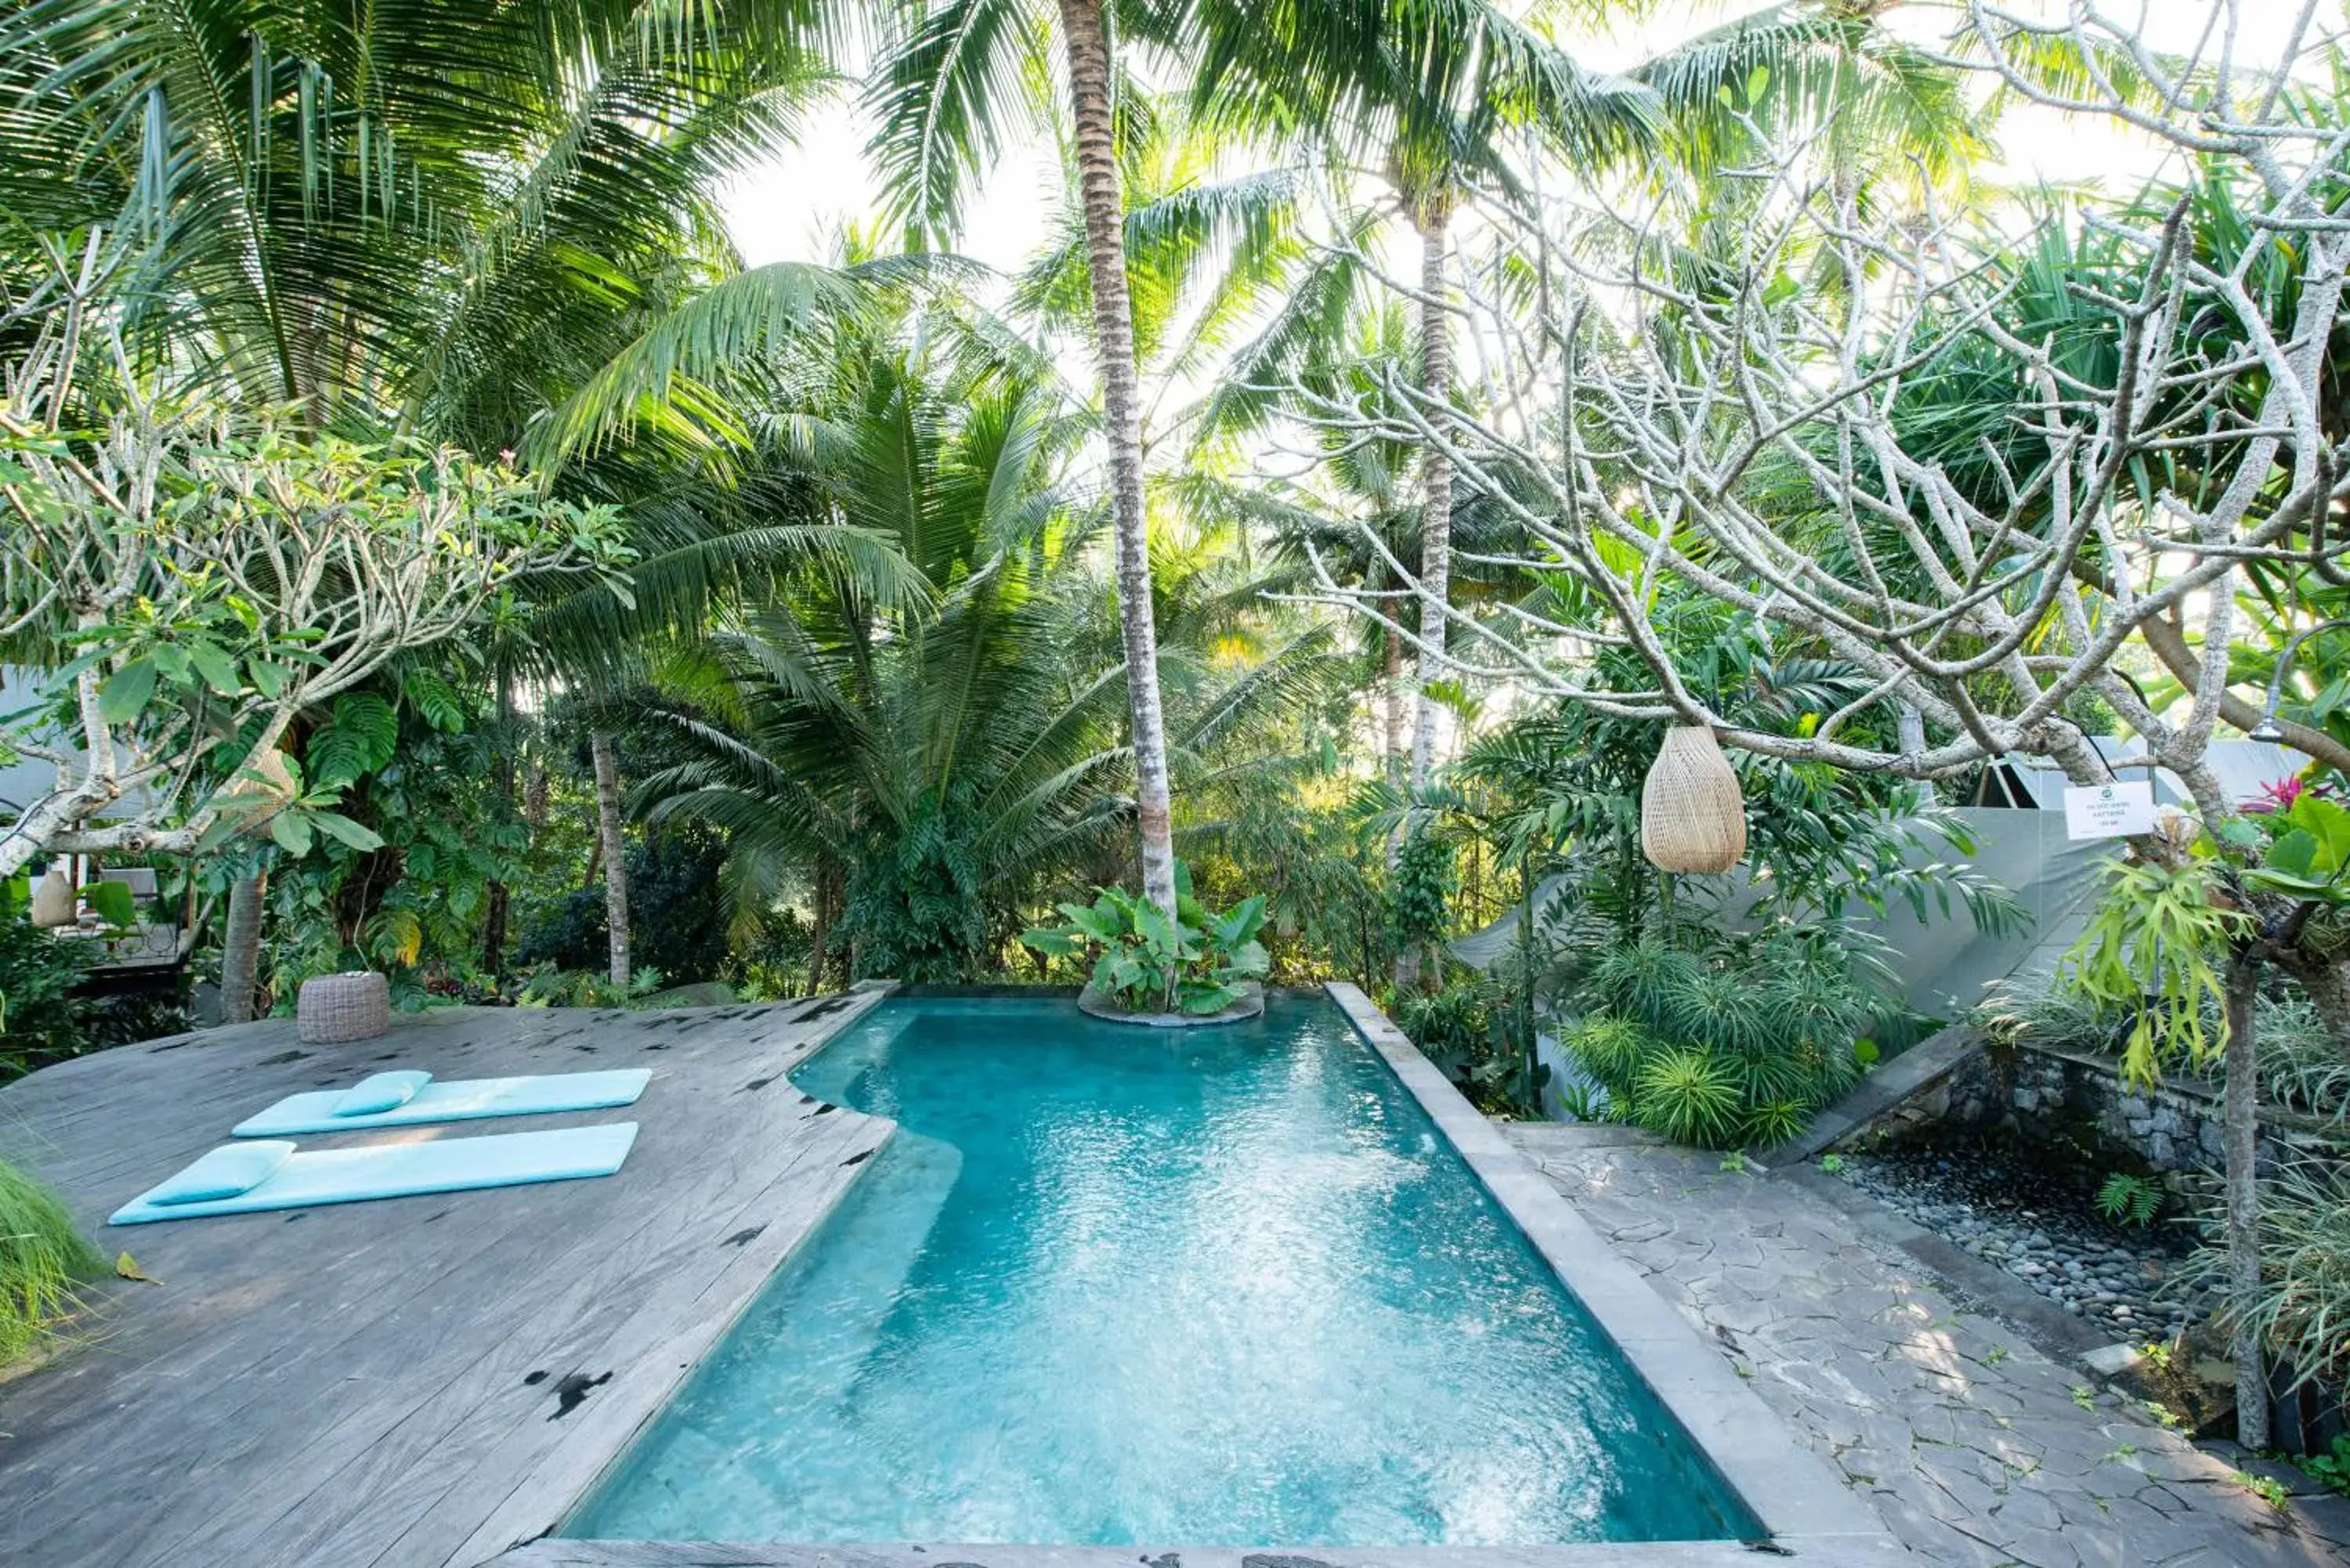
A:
[
  {"xmin": 110, "ymin": 1122, "xmax": 640, "ymax": 1226},
  {"xmin": 233, "ymin": 1068, "xmax": 651, "ymax": 1137}
]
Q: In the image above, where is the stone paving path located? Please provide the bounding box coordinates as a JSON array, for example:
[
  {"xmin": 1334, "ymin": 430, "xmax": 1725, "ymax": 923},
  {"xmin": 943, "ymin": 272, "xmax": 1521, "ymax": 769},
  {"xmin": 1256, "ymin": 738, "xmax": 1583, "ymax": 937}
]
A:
[{"xmin": 1505, "ymin": 1123, "xmax": 2350, "ymax": 1568}]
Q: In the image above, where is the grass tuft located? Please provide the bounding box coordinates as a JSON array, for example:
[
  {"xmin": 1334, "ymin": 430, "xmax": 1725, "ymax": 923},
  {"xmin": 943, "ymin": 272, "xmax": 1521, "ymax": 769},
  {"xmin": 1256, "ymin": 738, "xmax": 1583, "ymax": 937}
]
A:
[{"xmin": 0, "ymin": 1158, "xmax": 104, "ymax": 1367}]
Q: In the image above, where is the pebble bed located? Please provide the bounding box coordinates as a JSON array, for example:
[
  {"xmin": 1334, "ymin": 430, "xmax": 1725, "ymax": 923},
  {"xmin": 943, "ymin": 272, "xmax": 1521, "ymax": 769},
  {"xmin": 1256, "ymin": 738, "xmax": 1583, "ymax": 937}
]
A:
[{"xmin": 1834, "ymin": 1145, "xmax": 2214, "ymax": 1341}]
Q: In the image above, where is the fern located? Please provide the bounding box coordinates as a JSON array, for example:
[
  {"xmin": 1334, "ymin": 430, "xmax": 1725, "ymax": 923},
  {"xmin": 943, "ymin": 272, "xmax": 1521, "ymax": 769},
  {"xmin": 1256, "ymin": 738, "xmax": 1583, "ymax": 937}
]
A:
[{"xmin": 2096, "ymin": 1172, "xmax": 2163, "ymax": 1229}]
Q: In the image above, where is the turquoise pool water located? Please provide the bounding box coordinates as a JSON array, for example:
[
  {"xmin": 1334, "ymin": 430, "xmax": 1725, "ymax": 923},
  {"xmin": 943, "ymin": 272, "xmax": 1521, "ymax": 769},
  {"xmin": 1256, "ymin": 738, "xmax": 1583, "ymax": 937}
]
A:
[{"xmin": 567, "ymin": 994, "xmax": 1759, "ymax": 1546}]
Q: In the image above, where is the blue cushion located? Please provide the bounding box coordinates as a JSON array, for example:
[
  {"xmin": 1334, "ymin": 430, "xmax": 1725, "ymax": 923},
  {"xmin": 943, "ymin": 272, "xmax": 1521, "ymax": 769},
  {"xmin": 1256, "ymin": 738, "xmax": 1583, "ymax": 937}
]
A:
[
  {"xmin": 331, "ymin": 1070, "xmax": 432, "ymax": 1118},
  {"xmin": 147, "ymin": 1142, "xmax": 295, "ymax": 1205}
]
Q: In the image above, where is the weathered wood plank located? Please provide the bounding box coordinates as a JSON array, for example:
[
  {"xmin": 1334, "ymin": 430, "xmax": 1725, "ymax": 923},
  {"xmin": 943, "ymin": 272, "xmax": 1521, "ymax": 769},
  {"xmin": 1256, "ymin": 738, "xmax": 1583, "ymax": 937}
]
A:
[{"xmin": 0, "ymin": 989, "xmax": 894, "ymax": 1568}]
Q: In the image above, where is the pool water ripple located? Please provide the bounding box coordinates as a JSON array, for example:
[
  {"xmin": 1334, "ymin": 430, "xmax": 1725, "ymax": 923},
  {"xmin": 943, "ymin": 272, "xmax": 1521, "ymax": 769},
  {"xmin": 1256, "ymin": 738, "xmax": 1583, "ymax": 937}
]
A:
[{"xmin": 566, "ymin": 995, "xmax": 1755, "ymax": 1546}]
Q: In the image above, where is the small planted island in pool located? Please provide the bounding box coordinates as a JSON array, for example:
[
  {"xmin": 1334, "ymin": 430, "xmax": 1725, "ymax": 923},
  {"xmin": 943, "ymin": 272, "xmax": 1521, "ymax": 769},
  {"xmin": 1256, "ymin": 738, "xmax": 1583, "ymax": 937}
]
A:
[{"xmin": 566, "ymin": 992, "xmax": 1759, "ymax": 1546}]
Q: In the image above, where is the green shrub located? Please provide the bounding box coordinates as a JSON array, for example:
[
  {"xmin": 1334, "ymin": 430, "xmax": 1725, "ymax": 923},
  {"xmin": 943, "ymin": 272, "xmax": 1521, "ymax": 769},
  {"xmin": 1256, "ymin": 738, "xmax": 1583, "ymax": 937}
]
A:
[
  {"xmin": 2179, "ymin": 1156, "xmax": 2350, "ymax": 1396},
  {"xmin": 1565, "ymin": 929, "xmax": 1882, "ymax": 1148},
  {"xmin": 0, "ymin": 900, "xmax": 92, "ymax": 1078},
  {"xmin": 1635, "ymin": 1048, "xmax": 1744, "ymax": 1146},
  {"xmin": 2302, "ymin": 1435, "xmax": 2350, "ymax": 1498},
  {"xmin": 838, "ymin": 789, "xmax": 989, "ymax": 984},
  {"xmin": 0, "ymin": 1158, "xmax": 103, "ymax": 1365},
  {"xmin": 513, "ymin": 965, "xmax": 663, "ymax": 1009},
  {"xmin": 515, "ymin": 823, "xmax": 732, "ymax": 986},
  {"xmin": 1386, "ymin": 827, "xmax": 1455, "ymax": 959},
  {"xmin": 1393, "ymin": 984, "xmax": 1491, "ymax": 1078},
  {"xmin": 1558, "ymin": 1013, "xmax": 1653, "ymax": 1095}
]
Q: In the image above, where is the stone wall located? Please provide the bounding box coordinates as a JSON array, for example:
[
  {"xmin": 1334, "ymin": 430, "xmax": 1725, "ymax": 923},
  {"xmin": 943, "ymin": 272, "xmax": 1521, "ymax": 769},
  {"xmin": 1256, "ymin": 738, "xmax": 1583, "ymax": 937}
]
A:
[{"xmin": 1840, "ymin": 1034, "xmax": 2342, "ymax": 1176}]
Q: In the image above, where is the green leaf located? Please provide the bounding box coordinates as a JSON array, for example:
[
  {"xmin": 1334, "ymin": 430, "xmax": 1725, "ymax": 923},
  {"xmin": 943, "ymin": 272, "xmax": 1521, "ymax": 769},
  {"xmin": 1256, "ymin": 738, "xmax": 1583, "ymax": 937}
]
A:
[
  {"xmin": 403, "ymin": 670, "xmax": 466, "ymax": 733},
  {"xmin": 309, "ymin": 811, "xmax": 385, "ymax": 853},
  {"xmin": 98, "ymin": 658, "xmax": 157, "ymax": 724},
  {"xmin": 269, "ymin": 812, "xmax": 315, "ymax": 857},
  {"xmin": 1062, "ymin": 901, "xmax": 1123, "ymax": 943},
  {"xmin": 2285, "ymin": 797, "xmax": 2350, "ymax": 874},
  {"xmin": 2266, "ymin": 828, "xmax": 2319, "ymax": 879},
  {"xmin": 186, "ymin": 641, "xmax": 242, "ymax": 697},
  {"xmin": 82, "ymin": 880, "xmax": 136, "ymax": 928}
]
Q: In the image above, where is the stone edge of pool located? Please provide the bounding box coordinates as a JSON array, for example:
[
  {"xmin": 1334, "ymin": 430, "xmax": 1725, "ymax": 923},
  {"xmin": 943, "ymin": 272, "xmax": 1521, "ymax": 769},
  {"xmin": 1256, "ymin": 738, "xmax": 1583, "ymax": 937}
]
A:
[
  {"xmin": 479, "ymin": 981, "xmax": 1904, "ymax": 1568},
  {"xmin": 1322, "ymin": 982, "xmax": 1898, "ymax": 1563}
]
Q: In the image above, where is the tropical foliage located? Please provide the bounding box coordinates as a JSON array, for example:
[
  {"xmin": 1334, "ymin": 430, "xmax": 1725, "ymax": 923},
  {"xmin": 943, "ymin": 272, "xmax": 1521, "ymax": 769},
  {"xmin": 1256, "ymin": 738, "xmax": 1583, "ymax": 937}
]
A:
[
  {"xmin": 2, "ymin": 0, "xmax": 2347, "ymax": 1419},
  {"xmin": 1022, "ymin": 870, "xmax": 1270, "ymax": 1017}
]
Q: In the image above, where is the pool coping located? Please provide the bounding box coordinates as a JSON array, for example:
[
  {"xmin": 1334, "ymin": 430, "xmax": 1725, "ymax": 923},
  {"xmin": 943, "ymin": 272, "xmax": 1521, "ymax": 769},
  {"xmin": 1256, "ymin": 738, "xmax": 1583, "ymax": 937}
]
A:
[
  {"xmin": 486, "ymin": 982, "xmax": 1904, "ymax": 1568},
  {"xmin": 463, "ymin": 981, "xmax": 908, "ymax": 1565},
  {"xmin": 1323, "ymin": 982, "xmax": 1900, "ymax": 1564}
]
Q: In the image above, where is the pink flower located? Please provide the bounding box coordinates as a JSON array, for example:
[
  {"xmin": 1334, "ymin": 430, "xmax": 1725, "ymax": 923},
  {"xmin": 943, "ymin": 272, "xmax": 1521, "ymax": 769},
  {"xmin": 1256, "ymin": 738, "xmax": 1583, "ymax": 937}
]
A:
[{"xmin": 2246, "ymin": 775, "xmax": 2337, "ymax": 814}]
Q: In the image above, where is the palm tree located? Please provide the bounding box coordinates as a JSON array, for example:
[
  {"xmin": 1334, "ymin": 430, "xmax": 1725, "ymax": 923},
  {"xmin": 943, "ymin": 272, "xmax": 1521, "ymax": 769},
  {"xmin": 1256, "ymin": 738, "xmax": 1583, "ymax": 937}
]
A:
[
  {"xmin": 1186, "ymin": 0, "xmax": 1657, "ymax": 799},
  {"xmin": 633, "ymin": 291, "xmax": 1349, "ymax": 978},
  {"xmin": 874, "ymin": 0, "xmax": 1223, "ymax": 917},
  {"xmin": 634, "ymin": 313, "xmax": 1133, "ymax": 977}
]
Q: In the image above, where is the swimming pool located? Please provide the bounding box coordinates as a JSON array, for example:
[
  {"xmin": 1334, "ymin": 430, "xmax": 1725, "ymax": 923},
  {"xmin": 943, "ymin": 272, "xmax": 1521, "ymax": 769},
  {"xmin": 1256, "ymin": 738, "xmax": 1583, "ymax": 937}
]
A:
[{"xmin": 566, "ymin": 992, "xmax": 1761, "ymax": 1547}]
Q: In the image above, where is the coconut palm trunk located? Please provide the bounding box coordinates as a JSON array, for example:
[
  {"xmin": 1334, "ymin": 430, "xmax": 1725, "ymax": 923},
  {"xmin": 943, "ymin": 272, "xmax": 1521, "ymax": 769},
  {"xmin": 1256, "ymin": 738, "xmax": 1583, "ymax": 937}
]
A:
[
  {"xmin": 481, "ymin": 670, "xmax": 515, "ymax": 976},
  {"xmin": 1383, "ymin": 616, "xmax": 1405, "ymax": 782},
  {"xmin": 219, "ymin": 869, "xmax": 266, "ymax": 1024},
  {"xmin": 1410, "ymin": 214, "xmax": 1453, "ymax": 793},
  {"xmin": 1055, "ymin": 0, "xmax": 1180, "ymax": 919},
  {"xmin": 1394, "ymin": 213, "xmax": 1454, "ymax": 994},
  {"xmin": 590, "ymin": 729, "xmax": 631, "ymax": 989}
]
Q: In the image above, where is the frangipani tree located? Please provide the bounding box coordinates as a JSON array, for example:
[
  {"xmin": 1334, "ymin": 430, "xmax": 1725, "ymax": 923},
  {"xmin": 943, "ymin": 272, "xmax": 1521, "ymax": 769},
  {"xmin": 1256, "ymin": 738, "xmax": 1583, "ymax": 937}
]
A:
[
  {"xmin": 0, "ymin": 261, "xmax": 626, "ymax": 885},
  {"xmin": 1280, "ymin": 0, "xmax": 2348, "ymax": 1449},
  {"xmin": 1287, "ymin": 2, "xmax": 2346, "ymax": 813}
]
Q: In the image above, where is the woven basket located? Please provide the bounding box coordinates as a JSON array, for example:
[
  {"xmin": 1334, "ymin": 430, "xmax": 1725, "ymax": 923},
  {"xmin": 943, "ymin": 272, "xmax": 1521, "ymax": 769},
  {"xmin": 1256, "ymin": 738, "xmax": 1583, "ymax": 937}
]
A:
[
  {"xmin": 222, "ymin": 749, "xmax": 300, "ymax": 835},
  {"xmin": 298, "ymin": 970, "xmax": 391, "ymax": 1043},
  {"xmin": 1640, "ymin": 724, "xmax": 1747, "ymax": 874},
  {"xmin": 30, "ymin": 868, "xmax": 76, "ymax": 928}
]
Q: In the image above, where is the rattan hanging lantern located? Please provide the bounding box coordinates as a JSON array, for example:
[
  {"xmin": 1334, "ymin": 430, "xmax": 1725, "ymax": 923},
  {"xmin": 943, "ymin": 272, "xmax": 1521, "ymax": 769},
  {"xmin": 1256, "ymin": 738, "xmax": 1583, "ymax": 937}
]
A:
[
  {"xmin": 1640, "ymin": 724, "xmax": 1747, "ymax": 874},
  {"xmin": 30, "ymin": 867, "xmax": 76, "ymax": 927},
  {"xmin": 218, "ymin": 747, "xmax": 298, "ymax": 833}
]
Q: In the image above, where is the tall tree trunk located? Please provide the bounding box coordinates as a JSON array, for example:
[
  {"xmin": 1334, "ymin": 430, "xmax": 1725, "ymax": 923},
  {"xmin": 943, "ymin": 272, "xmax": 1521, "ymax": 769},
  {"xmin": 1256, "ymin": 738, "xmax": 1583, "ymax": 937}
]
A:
[
  {"xmin": 1383, "ymin": 616, "xmax": 1405, "ymax": 784},
  {"xmin": 1057, "ymin": 0, "xmax": 1178, "ymax": 919},
  {"xmin": 590, "ymin": 730, "xmax": 630, "ymax": 990},
  {"xmin": 1410, "ymin": 212, "xmax": 1454, "ymax": 793},
  {"xmin": 220, "ymin": 869, "xmax": 267, "ymax": 1024},
  {"xmin": 808, "ymin": 854, "xmax": 837, "ymax": 995},
  {"xmin": 2223, "ymin": 952, "xmax": 2268, "ymax": 1451},
  {"xmin": 481, "ymin": 670, "xmax": 515, "ymax": 976},
  {"xmin": 1394, "ymin": 215, "xmax": 1453, "ymax": 995}
]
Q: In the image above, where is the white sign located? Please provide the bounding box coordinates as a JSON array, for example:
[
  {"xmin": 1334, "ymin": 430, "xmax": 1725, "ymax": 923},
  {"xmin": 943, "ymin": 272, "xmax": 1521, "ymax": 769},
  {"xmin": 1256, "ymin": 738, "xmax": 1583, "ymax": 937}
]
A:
[{"xmin": 2064, "ymin": 780, "xmax": 2156, "ymax": 840}]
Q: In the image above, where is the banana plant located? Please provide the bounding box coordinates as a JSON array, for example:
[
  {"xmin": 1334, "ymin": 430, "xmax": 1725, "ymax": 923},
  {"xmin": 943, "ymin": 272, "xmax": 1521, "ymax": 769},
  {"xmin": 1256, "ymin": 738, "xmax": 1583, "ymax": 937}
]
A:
[{"xmin": 1023, "ymin": 864, "xmax": 1268, "ymax": 1016}]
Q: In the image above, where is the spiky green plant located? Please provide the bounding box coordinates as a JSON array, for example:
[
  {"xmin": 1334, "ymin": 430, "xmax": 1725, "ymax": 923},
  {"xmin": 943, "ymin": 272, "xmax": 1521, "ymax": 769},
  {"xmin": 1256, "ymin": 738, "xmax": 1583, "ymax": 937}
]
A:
[
  {"xmin": 2178, "ymin": 1157, "xmax": 2350, "ymax": 1396},
  {"xmin": 1633, "ymin": 1048, "xmax": 1742, "ymax": 1148},
  {"xmin": 0, "ymin": 1159, "xmax": 102, "ymax": 1367},
  {"xmin": 1574, "ymin": 926, "xmax": 1886, "ymax": 1149}
]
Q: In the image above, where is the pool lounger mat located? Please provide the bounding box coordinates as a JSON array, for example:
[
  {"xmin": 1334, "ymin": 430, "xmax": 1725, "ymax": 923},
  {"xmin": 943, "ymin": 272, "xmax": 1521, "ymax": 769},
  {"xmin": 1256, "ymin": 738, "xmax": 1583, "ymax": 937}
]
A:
[
  {"xmin": 109, "ymin": 1123, "xmax": 639, "ymax": 1225},
  {"xmin": 233, "ymin": 1068, "xmax": 651, "ymax": 1136}
]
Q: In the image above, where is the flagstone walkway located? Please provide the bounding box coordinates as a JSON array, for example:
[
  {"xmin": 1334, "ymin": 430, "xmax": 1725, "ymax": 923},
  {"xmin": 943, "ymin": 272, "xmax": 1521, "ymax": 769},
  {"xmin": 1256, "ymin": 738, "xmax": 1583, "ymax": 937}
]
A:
[{"xmin": 1506, "ymin": 1122, "xmax": 2350, "ymax": 1568}]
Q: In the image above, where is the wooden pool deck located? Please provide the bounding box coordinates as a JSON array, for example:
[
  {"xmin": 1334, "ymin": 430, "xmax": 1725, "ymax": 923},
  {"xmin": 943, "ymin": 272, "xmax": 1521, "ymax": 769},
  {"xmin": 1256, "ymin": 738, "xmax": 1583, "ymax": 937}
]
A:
[{"xmin": 0, "ymin": 992, "xmax": 895, "ymax": 1568}]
